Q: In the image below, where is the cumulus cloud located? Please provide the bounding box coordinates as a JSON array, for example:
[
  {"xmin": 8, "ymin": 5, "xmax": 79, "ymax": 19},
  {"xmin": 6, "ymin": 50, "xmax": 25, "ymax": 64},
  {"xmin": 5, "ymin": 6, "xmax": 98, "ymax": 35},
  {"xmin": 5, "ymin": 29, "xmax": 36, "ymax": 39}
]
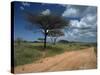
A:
[
  {"xmin": 62, "ymin": 5, "xmax": 97, "ymax": 42},
  {"xmin": 81, "ymin": 14, "xmax": 97, "ymax": 25},
  {"xmin": 62, "ymin": 6, "xmax": 79, "ymax": 17},
  {"xmin": 22, "ymin": 2, "xmax": 31, "ymax": 7},
  {"xmin": 20, "ymin": 6, "xmax": 24, "ymax": 10},
  {"xmin": 41, "ymin": 9, "xmax": 51, "ymax": 15},
  {"xmin": 20, "ymin": 2, "xmax": 31, "ymax": 10}
]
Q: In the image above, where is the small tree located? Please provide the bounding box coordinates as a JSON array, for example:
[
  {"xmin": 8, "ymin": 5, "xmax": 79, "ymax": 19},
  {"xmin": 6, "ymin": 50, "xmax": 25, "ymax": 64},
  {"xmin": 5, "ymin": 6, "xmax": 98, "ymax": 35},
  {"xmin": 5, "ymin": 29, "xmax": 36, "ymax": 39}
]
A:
[{"xmin": 48, "ymin": 30, "xmax": 64, "ymax": 45}]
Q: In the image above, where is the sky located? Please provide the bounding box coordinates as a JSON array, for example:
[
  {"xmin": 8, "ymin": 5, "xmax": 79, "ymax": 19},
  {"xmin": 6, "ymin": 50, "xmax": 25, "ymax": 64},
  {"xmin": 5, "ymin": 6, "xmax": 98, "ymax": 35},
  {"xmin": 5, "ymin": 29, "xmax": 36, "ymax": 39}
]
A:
[{"xmin": 13, "ymin": 1, "xmax": 97, "ymax": 42}]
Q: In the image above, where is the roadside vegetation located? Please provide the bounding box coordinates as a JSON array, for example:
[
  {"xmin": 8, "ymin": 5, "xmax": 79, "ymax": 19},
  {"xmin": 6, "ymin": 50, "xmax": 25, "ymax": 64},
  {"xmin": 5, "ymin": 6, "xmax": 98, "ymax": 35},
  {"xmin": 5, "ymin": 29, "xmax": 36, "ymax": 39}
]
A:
[{"xmin": 14, "ymin": 41, "xmax": 96, "ymax": 66}]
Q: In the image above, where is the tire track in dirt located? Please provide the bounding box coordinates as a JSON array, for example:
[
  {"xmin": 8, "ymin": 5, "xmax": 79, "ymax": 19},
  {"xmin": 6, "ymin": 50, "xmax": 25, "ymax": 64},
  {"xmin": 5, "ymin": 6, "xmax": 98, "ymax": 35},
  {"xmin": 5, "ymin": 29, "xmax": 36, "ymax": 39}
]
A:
[{"xmin": 15, "ymin": 47, "xmax": 97, "ymax": 74}]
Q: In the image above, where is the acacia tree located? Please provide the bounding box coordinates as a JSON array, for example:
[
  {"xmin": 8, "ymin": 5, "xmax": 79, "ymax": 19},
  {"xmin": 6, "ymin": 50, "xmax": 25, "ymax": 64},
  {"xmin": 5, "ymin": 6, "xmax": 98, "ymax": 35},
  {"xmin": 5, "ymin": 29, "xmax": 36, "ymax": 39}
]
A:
[
  {"xmin": 25, "ymin": 12, "xmax": 69, "ymax": 48},
  {"xmin": 48, "ymin": 30, "xmax": 64, "ymax": 45}
]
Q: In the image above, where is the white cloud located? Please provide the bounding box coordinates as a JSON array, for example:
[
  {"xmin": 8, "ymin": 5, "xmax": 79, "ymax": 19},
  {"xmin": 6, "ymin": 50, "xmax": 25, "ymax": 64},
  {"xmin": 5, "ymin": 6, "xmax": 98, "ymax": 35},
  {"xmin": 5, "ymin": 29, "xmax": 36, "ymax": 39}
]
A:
[
  {"xmin": 86, "ymin": 14, "xmax": 96, "ymax": 22},
  {"xmin": 70, "ymin": 20, "xmax": 81, "ymax": 28},
  {"xmin": 68, "ymin": 17, "xmax": 96, "ymax": 38},
  {"xmin": 41, "ymin": 9, "xmax": 51, "ymax": 15},
  {"xmin": 20, "ymin": 2, "xmax": 31, "ymax": 10},
  {"xmin": 20, "ymin": 6, "xmax": 24, "ymax": 10},
  {"xmin": 84, "ymin": 32, "xmax": 96, "ymax": 37},
  {"xmin": 82, "ymin": 7, "xmax": 97, "ymax": 17},
  {"xmin": 69, "ymin": 8, "xmax": 97, "ymax": 29},
  {"xmin": 81, "ymin": 14, "xmax": 97, "ymax": 25},
  {"xmin": 22, "ymin": 2, "xmax": 30, "ymax": 7},
  {"xmin": 62, "ymin": 6, "xmax": 97, "ymax": 42},
  {"xmin": 62, "ymin": 5, "xmax": 97, "ymax": 19},
  {"xmin": 62, "ymin": 7, "xmax": 79, "ymax": 17}
]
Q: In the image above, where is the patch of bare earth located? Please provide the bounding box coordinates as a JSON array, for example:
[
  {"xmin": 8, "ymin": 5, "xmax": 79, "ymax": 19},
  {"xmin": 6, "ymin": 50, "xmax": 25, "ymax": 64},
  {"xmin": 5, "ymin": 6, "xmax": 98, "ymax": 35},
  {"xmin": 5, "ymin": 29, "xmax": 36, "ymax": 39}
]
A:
[{"xmin": 15, "ymin": 47, "xmax": 97, "ymax": 74}]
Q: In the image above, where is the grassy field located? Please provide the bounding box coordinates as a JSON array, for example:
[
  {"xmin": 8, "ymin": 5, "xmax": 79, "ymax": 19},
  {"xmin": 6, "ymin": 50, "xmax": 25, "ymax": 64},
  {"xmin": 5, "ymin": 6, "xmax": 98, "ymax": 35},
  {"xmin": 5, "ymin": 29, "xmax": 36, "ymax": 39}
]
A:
[{"xmin": 14, "ymin": 42, "xmax": 97, "ymax": 66}]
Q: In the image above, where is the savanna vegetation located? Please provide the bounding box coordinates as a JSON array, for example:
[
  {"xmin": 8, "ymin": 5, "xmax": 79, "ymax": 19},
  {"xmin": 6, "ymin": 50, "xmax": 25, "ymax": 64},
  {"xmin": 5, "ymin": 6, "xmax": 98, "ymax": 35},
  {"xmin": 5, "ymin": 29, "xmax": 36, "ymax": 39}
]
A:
[{"xmin": 14, "ymin": 40, "xmax": 97, "ymax": 66}]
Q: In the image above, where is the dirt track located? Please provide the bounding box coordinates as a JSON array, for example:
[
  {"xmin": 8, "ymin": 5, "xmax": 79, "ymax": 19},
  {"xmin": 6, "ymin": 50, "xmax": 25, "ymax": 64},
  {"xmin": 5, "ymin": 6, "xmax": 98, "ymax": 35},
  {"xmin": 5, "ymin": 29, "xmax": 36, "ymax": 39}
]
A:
[{"xmin": 15, "ymin": 47, "xmax": 97, "ymax": 74}]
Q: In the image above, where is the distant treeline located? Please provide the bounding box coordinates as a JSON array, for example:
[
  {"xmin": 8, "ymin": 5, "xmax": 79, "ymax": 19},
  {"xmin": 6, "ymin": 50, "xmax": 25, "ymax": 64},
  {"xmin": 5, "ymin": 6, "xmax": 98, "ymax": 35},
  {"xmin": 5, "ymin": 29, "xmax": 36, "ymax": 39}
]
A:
[{"xmin": 14, "ymin": 39, "xmax": 97, "ymax": 45}]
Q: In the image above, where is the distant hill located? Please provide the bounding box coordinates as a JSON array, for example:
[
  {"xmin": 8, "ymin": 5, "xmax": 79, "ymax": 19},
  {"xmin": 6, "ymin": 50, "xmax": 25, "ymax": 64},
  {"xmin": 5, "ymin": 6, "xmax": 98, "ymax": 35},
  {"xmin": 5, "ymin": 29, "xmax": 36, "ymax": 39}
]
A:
[{"xmin": 58, "ymin": 40, "xmax": 69, "ymax": 43}]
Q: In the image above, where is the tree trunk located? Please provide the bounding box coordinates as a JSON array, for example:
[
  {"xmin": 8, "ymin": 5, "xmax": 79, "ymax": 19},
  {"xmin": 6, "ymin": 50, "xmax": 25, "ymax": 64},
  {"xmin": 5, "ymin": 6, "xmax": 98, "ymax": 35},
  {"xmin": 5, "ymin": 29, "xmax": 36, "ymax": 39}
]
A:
[
  {"xmin": 53, "ymin": 37, "xmax": 57, "ymax": 45},
  {"xmin": 44, "ymin": 30, "xmax": 47, "ymax": 49},
  {"xmin": 50, "ymin": 37, "xmax": 54, "ymax": 45}
]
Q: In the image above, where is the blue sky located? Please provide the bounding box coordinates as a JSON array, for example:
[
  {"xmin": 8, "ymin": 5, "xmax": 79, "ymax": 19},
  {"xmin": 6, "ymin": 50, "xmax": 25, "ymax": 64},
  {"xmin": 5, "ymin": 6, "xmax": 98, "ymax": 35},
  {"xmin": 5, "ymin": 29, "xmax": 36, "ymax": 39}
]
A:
[{"xmin": 13, "ymin": 1, "xmax": 97, "ymax": 42}]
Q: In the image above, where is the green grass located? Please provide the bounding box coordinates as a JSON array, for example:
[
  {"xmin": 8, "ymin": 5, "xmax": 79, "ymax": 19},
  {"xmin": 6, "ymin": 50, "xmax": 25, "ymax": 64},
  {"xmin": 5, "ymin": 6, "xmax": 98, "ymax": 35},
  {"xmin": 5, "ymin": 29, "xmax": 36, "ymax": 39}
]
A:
[
  {"xmin": 14, "ymin": 44, "xmax": 42, "ymax": 66},
  {"xmin": 14, "ymin": 42, "xmax": 95, "ymax": 66}
]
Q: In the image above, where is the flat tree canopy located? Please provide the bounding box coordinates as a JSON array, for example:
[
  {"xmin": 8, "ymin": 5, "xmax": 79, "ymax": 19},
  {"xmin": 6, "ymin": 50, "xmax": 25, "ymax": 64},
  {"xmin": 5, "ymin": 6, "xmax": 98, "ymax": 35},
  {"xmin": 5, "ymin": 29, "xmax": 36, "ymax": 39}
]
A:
[{"xmin": 25, "ymin": 12, "xmax": 69, "ymax": 31}]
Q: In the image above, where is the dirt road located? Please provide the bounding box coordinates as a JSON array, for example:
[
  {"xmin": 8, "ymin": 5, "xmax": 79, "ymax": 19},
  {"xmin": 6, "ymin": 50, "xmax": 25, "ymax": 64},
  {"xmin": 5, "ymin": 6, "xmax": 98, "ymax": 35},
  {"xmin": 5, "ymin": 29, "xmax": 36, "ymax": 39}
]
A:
[{"xmin": 15, "ymin": 47, "xmax": 97, "ymax": 74}]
